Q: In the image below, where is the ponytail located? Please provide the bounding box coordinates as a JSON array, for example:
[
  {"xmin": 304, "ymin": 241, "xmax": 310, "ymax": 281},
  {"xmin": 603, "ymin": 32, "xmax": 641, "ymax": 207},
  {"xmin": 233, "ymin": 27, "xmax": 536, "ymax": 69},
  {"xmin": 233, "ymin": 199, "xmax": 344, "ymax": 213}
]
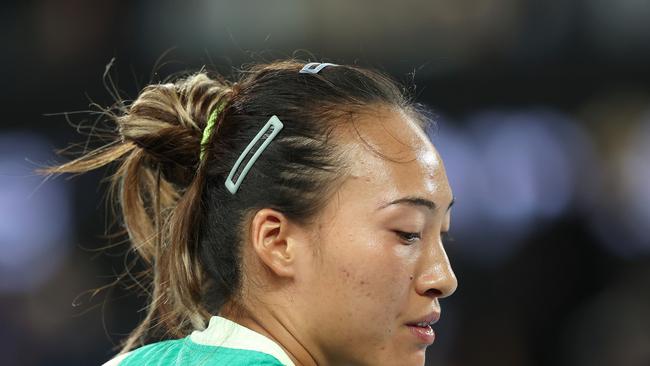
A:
[{"xmin": 41, "ymin": 72, "xmax": 233, "ymax": 351}]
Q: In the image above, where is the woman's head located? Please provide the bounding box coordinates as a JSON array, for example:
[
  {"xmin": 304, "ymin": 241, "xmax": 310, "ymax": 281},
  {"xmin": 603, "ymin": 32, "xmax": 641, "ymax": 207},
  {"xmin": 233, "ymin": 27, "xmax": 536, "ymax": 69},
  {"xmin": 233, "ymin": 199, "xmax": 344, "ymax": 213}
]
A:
[
  {"xmin": 240, "ymin": 104, "xmax": 457, "ymax": 366},
  {"xmin": 44, "ymin": 59, "xmax": 456, "ymax": 365}
]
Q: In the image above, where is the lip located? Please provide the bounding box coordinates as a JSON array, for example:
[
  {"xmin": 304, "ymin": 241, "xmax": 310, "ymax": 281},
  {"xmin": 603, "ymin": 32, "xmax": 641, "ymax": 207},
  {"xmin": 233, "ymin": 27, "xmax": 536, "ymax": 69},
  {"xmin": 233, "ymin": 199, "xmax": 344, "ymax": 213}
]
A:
[
  {"xmin": 405, "ymin": 310, "xmax": 441, "ymax": 345},
  {"xmin": 406, "ymin": 311, "xmax": 441, "ymax": 327},
  {"xmin": 407, "ymin": 323, "xmax": 436, "ymax": 344}
]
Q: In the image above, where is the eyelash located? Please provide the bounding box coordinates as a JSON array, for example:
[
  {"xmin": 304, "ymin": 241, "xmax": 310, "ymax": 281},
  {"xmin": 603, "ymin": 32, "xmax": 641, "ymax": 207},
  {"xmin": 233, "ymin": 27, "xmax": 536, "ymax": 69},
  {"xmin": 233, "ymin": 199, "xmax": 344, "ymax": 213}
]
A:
[
  {"xmin": 395, "ymin": 231, "xmax": 453, "ymax": 245},
  {"xmin": 396, "ymin": 231, "xmax": 421, "ymax": 244}
]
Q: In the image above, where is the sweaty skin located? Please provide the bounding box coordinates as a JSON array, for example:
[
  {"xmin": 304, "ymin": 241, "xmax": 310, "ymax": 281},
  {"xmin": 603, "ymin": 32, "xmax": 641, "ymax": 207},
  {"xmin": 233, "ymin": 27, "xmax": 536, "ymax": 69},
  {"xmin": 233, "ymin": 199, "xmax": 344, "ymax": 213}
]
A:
[{"xmin": 221, "ymin": 106, "xmax": 457, "ymax": 366}]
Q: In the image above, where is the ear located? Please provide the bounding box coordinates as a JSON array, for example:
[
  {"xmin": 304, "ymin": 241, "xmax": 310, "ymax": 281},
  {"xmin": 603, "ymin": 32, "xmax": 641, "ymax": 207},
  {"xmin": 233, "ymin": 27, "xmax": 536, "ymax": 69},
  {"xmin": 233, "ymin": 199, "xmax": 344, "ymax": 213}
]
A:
[{"xmin": 249, "ymin": 208, "xmax": 298, "ymax": 278}]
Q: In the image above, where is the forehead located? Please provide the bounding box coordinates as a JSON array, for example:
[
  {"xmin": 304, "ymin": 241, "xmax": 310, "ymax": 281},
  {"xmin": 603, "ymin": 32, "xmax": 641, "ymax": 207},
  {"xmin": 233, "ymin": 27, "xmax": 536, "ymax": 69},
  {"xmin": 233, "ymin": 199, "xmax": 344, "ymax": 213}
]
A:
[{"xmin": 338, "ymin": 107, "xmax": 452, "ymax": 205}]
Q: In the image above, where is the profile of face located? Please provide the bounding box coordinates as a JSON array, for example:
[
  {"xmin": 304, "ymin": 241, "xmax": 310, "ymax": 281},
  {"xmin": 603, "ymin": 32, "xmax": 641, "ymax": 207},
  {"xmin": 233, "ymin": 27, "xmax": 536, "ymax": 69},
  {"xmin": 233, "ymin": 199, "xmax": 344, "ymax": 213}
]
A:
[{"xmin": 243, "ymin": 106, "xmax": 457, "ymax": 366}]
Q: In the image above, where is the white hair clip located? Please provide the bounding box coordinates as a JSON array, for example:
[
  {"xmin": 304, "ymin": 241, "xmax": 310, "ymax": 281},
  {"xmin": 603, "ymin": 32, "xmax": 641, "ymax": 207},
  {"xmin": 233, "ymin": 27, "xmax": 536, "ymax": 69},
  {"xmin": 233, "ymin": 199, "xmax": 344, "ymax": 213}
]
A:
[
  {"xmin": 299, "ymin": 62, "xmax": 338, "ymax": 74},
  {"xmin": 225, "ymin": 115, "xmax": 284, "ymax": 195}
]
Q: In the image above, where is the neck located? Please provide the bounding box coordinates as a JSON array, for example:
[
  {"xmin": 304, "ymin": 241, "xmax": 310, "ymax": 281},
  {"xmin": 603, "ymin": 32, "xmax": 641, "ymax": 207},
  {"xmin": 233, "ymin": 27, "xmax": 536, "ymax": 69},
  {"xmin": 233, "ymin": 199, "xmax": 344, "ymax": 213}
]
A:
[{"xmin": 218, "ymin": 300, "xmax": 322, "ymax": 366}]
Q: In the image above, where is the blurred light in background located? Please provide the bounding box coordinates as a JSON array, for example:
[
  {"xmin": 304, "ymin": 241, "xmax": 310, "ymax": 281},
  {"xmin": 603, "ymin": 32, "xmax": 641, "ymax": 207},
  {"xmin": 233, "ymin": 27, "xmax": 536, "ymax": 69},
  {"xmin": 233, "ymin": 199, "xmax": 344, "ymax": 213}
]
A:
[
  {"xmin": 0, "ymin": 132, "xmax": 73, "ymax": 293},
  {"xmin": 578, "ymin": 92, "xmax": 650, "ymax": 259},
  {"xmin": 469, "ymin": 110, "xmax": 574, "ymax": 221},
  {"xmin": 615, "ymin": 115, "xmax": 650, "ymax": 255},
  {"xmin": 434, "ymin": 101, "xmax": 650, "ymax": 263},
  {"xmin": 622, "ymin": 115, "xmax": 650, "ymax": 240},
  {"xmin": 433, "ymin": 109, "xmax": 582, "ymax": 265}
]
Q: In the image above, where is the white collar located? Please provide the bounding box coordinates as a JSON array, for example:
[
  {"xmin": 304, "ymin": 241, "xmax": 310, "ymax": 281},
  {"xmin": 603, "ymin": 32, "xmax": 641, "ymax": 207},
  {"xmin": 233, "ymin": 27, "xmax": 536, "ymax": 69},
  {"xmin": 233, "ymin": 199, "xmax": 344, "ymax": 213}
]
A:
[{"xmin": 189, "ymin": 315, "xmax": 296, "ymax": 366}]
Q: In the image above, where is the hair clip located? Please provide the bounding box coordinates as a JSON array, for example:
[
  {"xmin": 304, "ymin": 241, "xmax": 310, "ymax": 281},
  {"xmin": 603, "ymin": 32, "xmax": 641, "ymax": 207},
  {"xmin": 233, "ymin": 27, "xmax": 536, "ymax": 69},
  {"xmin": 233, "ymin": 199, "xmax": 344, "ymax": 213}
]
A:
[
  {"xmin": 225, "ymin": 115, "xmax": 284, "ymax": 194},
  {"xmin": 299, "ymin": 62, "xmax": 338, "ymax": 74}
]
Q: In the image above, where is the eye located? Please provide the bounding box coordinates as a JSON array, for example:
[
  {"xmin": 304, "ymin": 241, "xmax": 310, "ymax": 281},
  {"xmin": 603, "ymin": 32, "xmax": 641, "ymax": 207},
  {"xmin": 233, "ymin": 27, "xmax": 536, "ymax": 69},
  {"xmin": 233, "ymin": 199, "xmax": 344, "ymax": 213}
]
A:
[{"xmin": 395, "ymin": 231, "xmax": 421, "ymax": 245}]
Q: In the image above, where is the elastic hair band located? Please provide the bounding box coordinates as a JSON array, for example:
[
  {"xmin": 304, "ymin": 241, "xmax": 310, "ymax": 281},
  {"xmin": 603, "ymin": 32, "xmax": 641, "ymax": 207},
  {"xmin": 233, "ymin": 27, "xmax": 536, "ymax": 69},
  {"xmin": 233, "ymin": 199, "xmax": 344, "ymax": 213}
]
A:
[
  {"xmin": 199, "ymin": 102, "xmax": 227, "ymax": 162},
  {"xmin": 225, "ymin": 115, "xmax": 284, "ymax": 195},
  {"xmin": 299, "ymin": 62, "xmax": 338, "ymax": 74}
]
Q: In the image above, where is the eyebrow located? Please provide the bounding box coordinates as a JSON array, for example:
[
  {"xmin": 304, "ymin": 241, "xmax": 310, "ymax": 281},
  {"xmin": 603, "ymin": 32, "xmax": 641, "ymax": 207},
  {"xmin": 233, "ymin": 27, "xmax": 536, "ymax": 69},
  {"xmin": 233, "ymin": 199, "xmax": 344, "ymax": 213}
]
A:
[{"xmin": 378, "ymin": 196, "xmax": 455, "ymax": 212}]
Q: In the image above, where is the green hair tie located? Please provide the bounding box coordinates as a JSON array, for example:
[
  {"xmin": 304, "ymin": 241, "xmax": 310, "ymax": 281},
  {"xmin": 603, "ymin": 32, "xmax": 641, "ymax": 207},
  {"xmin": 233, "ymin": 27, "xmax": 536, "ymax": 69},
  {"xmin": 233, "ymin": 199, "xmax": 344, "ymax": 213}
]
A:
[{"xmin": 199, "ymin": 102, "xmax": 226, "ymax": 162}]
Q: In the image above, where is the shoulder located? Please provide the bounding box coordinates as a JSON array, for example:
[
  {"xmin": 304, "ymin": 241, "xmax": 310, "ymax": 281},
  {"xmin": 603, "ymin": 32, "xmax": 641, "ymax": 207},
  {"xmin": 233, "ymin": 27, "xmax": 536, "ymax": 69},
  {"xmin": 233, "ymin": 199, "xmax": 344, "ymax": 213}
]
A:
[
  {"xmin": 100, "ymin": 339, "xmax": 182, "ymax": 366},
  {"xmin": 100, "ymin": 338, "xmax": 285, "ymax": 366}
]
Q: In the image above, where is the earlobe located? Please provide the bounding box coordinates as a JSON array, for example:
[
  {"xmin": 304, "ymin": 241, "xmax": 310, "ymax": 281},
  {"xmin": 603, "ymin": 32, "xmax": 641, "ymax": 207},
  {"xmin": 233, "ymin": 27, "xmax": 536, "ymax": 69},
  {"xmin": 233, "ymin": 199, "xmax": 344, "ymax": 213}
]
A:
[{"xmin": 250, "ymin": 208, "xmax": 296, "ymax": 278}]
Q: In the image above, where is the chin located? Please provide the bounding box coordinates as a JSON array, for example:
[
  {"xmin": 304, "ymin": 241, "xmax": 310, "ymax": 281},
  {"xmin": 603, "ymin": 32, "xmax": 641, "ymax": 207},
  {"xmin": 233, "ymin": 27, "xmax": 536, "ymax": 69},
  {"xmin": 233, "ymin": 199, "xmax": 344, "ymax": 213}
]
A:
[
  {"xmin": 405, "ymin": 349, "xmax": 428, "ymax": 366},
  {"xmin": 369, "ymin": 347, "xmax": 427, "ymax": 366}
]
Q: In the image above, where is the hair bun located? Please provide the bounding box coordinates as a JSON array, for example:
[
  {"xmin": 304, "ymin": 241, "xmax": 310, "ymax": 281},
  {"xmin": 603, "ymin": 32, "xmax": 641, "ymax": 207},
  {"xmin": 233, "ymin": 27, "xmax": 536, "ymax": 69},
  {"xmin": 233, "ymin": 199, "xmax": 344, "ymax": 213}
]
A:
[{"xmin": 118, "ymin": 73, "xmax": 232, "ymax": 185}]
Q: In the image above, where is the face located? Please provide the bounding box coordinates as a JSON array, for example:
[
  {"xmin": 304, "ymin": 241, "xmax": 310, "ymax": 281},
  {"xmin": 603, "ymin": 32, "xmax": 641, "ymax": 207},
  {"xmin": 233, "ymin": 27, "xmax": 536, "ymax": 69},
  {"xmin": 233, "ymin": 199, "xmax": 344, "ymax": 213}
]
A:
[{"xmin": 295, "ymin": 107, "xmax": 458, "ymax": 366}]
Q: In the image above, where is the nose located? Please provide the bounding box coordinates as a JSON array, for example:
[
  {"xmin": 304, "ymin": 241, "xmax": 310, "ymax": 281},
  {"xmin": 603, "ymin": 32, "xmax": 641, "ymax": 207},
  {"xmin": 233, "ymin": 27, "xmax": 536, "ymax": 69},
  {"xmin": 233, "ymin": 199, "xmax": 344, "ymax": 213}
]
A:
[{"xmin": 414, "ymin": 246, "xmax": 458, "ymax": 299}]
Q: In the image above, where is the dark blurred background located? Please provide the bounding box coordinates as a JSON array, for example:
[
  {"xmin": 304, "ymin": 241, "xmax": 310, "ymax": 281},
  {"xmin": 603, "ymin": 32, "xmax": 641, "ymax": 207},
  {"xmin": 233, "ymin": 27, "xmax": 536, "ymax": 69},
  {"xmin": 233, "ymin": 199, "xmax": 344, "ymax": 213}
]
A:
[{"xmin": 2, "ymin": 1, "xmax": 650, "ymax": 365}]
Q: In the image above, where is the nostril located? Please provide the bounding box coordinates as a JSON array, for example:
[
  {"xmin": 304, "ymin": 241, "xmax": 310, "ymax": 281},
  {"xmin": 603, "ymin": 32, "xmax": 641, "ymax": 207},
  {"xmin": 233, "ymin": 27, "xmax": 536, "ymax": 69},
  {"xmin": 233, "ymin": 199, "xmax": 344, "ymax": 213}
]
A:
[{"xmin": 424, "ymin": 288, "xmax": 442, "ymax": 297}]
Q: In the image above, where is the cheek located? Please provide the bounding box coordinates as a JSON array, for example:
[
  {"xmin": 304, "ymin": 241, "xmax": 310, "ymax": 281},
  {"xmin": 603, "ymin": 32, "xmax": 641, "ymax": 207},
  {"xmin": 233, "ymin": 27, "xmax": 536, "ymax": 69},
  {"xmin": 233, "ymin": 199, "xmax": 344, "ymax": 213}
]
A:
[
  {"xmin": 307, "ymin": 223, "xmax": 422, "ymax": 363},
  {"xmin": 324, "ymin": 234, "xmax": 413, "ymax": 329}
]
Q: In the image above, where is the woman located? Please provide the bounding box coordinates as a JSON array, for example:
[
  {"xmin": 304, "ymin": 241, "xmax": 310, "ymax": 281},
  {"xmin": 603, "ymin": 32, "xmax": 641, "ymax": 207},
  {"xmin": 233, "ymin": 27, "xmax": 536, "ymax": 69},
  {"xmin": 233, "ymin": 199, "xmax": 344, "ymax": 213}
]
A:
[{"xmin": 45, "ymin": 59, "xmax": 458, "ymax": 365}]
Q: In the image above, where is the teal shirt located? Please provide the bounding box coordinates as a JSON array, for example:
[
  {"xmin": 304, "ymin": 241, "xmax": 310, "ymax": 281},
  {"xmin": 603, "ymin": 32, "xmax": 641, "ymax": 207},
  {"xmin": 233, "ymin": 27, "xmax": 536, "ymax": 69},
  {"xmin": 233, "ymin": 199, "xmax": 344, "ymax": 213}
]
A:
[{"xmin": 102, "ymin": 316, "xmax": 295, "ymax": 366}]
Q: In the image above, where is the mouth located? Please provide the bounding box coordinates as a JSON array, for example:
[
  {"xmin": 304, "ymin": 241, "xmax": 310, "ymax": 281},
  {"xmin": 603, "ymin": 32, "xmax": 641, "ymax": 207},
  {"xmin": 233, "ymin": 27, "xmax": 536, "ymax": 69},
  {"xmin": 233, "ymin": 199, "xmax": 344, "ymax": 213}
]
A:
[{"xmin": 406, "ymin": 311, "xmax": 440, "ymax": 345}]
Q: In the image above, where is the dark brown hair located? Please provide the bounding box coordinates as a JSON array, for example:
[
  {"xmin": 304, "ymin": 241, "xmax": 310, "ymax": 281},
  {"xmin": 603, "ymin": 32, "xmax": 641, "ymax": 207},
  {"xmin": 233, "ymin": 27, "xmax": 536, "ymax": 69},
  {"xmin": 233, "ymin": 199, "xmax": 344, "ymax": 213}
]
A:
[{"xmin": 41, "ymin": 58, "xmax": 432, "ymax": 353}]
